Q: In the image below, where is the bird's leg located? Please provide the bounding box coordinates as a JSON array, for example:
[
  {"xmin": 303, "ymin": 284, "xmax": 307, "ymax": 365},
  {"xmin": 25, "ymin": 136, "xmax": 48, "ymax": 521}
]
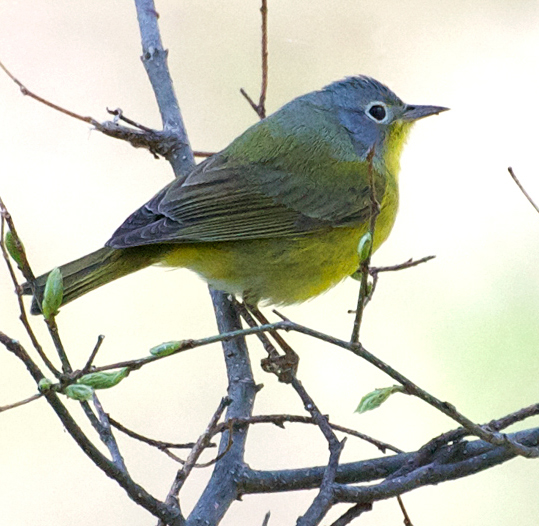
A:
[
  {"xmin": 236, "ymin": 302, "xmax": 281, "ymax": 362},
  {"xmin": 236, "ymin": 300, "xmax": 299, "ymax": 383}
]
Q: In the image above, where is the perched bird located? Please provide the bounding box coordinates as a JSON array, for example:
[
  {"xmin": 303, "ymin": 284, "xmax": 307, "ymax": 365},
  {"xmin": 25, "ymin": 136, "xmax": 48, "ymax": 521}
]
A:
[{"xmin": 24, "ymin": 76, "xmax": 447, "ymax": 313}]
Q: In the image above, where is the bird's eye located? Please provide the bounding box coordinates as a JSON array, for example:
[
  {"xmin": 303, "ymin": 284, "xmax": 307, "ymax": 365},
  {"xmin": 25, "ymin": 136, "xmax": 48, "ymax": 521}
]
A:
[{"xmin": 367, "ymin": 104, "xmax": 387, "ymax": 122}]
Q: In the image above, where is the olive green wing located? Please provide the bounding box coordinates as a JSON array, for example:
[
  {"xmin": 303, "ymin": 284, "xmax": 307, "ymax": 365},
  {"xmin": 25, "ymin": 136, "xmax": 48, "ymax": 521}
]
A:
[
  {"xmin": 107, "ymin": 155, "xmax": 325, "ymax": 248},
  {"xmin": 108, "ymin": 103, "xmax": 383, "ymax": 249}
]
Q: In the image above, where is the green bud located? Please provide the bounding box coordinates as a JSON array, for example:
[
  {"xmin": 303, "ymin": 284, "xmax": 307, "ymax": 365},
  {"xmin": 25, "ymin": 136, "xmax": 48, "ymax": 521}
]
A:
[
  {"xmin": 357, "ymin": 232, "xmax": 373, "ymax": 264},
  {"xmin": 149, "ymin": 340, "xmax": 183, "ymax": 357},
  {"xmin": 355, "ymin": 385, "xmax": 405, "ymax": 414},
  {"xmin": 42, "ymin": 267, "xmax": 63, "ymax": 320},
  {"xmin": 5, "ymin": 230, "xmax": 25, "ymax": 269},
  {"xmin": 64, "ymin": 384, "xmax": 94, "ymax": 401},
  {"xmin": 78, "ymin": 368, "xmax": 130, "ymax": 390},
  {"xmin": 38, "ymin": 378, "xmax": 54, "ymax": 392}
]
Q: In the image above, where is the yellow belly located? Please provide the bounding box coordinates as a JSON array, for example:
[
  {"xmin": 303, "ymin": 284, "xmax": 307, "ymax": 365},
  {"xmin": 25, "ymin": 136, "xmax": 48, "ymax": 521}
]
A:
[{"xmin": 161, "ymin": 184, "xmax": 398, "ymax": 305}]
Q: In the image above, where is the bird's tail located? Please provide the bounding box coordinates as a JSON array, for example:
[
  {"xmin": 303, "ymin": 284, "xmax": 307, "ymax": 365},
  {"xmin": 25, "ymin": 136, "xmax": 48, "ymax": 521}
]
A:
[{"xmin": 22, "ymin": 246, "xmax": 163, "ymax": 315}]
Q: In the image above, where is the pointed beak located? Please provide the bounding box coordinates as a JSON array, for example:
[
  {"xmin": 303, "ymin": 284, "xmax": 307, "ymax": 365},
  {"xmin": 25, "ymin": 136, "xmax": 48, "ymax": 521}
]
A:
[{"xmin": 402, "ymin": 104, "xmax": 449, "ymax": 122}]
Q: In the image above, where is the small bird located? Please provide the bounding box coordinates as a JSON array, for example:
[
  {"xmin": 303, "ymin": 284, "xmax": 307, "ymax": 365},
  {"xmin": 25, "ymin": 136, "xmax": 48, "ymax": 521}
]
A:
[{"xmin": 24, "ymin": 76, "xmax": 447, "ymax": 313}]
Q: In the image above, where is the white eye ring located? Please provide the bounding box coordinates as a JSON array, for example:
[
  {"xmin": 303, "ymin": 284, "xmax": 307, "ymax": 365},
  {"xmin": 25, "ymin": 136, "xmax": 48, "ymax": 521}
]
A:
[{"xmin": 366, "ymin": 101, "xmax": 390, "ymax": 123}]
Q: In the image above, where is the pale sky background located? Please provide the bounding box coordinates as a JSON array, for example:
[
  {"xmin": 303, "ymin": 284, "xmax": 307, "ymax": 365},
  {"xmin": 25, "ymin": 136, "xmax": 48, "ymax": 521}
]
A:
[{"xmin": 1, "ymin": 1, "xmax": 539, "ymax": 525}]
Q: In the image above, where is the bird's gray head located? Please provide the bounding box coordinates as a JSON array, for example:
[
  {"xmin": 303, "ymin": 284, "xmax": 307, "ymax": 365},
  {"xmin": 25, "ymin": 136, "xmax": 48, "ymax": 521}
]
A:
[{"xmin": 319, "ymin": 75, "xmax": 448, "ymax": 168}]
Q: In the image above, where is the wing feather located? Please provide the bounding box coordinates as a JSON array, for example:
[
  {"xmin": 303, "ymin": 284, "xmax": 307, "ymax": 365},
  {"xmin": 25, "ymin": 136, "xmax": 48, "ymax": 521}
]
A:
[{"xmin": 107, "ymin": 98, "xmax": 386, "ymax": 249}]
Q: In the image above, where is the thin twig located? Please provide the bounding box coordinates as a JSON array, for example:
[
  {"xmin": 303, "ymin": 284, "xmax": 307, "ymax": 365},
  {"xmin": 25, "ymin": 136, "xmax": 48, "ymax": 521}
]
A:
[
  {"xmin": 213, "ymin": 414, "xmax": 402, "ymax": 454},
  {"xmin": 370, "ymin": 255, "xmax": 436, "ymax": 275},
  {"xmin": 292, "ymin": 376, "xmax": 345, "ymax": 526},
  {"xmin": 348, "ymin": 255, "xmax": 435, "ymax": 308},
  {"xmin": 397, "ymin": 495, "xmax": 414, "ymax": 526},
  {"xmin": 259, "ymin": 0, "xmax": 269, "ymax": 116},
  {"xmin": 239, "ymin": 0, "xmax": 269, "ymax": 119},
  {"xmin": 86, "ymin": 321, "xmax": 289, "ymax": 375},
  {"xmin": 0, "ymin": 61, "xmax": 185, "ymax": 162},
  {"xmin": 0, "ymin": 60, "xmax": 99, "ymax": 126},
  {"xmin": 192, "ymin": 433, "xmax": 235, "ymax": 468},
  {"xmin": 279, "ymin": 320, "xmax": 539, "ymax": 458},
  {"xmin": 0, "ymin": 330, "xmax": 179, "ymax": 522},
  {"xmin": 107, "ymin": 107, "xmax": 154, "ymax": 132},
  {"xmin": 160, "ymin": 428, "xmax": 234, "ymax": 469},
  {"xmin": 508, "ymin": 167, "xmax": 539, "ymax": 214},
  {"xmin": 108, "ymin": 416, "xmax": 213, "ymax": 450},
  {"xmin": 77, "ymin": 397, "xmax": 128, "ymax": 473},
  {"xmin": 404, "ymin": 402, "xmax": 539, "ymax": 477},
  {"xmin": 488, "ymin": 402, "xmax": 539, "ymax": 431},
  {"xmin": 389, "ymin": 427, "xmax": 468, "ymax": 481},
  {"xmin": 0, "ymin": 392, "xmax": 43, "ymax": 413},
  {"xmin": 351, "ymin": 149, "xmax": 379, "ymax": 343},
  {"xmin": 165, "ymin": 397, "xmax": 232, "ymax": 506},
  {"xmin": 81, "ymin": 335, "xmax": 105, "ymax": 373},
  {"xmin": 239, "ymin": 89, "xmax": 261, "ymax": 116},
  {"xmin": 92, "ymin": 394, "xmax": 128, "ymax": 472},
  {"xmin": 45, "ymin": 317, "xmax": 72, "ymax": 374},
  {"xmin": 0, "ymin": 196, "xmax": 35, "ymax": 283},
  {"xmin": 0, "ymin": 199, "xmax": 60, "ymax": 377},
  {"xmin": 330, "ymin": 503, "xmax": 372, "ymax": 526}
]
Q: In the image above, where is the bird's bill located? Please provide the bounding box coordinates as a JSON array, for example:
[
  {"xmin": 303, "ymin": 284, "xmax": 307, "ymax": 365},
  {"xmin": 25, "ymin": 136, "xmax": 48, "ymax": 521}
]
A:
[{"xmin": 402, "ymin": 104, "xmax": 449, "ymax": 122}]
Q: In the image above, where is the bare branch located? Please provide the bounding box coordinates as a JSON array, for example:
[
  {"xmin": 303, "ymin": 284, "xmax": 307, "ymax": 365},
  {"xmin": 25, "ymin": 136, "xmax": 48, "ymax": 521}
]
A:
[
  {"xmin": 134, "ymin": 0, "xmax": 195, "ymax": 177},
  {"xmin": 508, "ymin": 167, "xmax": 539, "ymax": 214},
  {"xmin": 330, "ymin": 503, "xmax": 372, "ymax": 526},
  {"xmin": 0, "ymin": 60, "xmax": 99, "ymax": 126},
  {"xmin": 291, "ymin": 376, "xmax": 345, "ymax": 525},
  {"xmin": 0, "ymin": 60, "xmax": 188, "ymax": 162},
  {"xmin": 240, "ymin": 427, "xmax": 539, "ymax": 498},
  {"xmin": 109, "ymin": 416, "xmax": 213, "ymax": 450},
  {"xmin": 213, "ymin": 414, "xmax": 402, "ymax": 454},
  {"xmin": 278, "ymin": 319, "xmax": 539, "ymax": 458},
  {"xmin": 259, "ymin": 0, "xmax": 269, "ymax": 115},
  {"xmin": 0, "ymin": 200, "xmax": 60, "ymax": 377},
  {"xmin": 488, "ymin": 402, "xmax": 539, "ymax": 431},
  {"xmin": 82, "ymin": 335, "xmax": 105, "ymax": 374},
  {"xmin": 162, "ymin": 397, "xmax": 232, "ymax": 515},
  {"xmin": 90, "ymin": 394, "xmax": 128, "ymax": 472},
  {"xmin": 240, "ymin": 0, "xmax": 269, "ymax": 119},
  {"xmin": 86, "ymin": 321, "xmax": 286, "ymax": 375},
  {"xmin": 0, "ymin": 392, "xmax": 43, "ymax": 413},
  {"xmin": 370, "ymin": 255, "xmax": 436, "ymax": 275},
  {"xmin": 44, "ymin": 316, "xmax": 72, "ymax": 374},
  {"xmin": 0, "ymin": 196, "xmax": 35, "ymax": 283},
  {"xmin": 351, "ymin": 149, "xmax": 380, "ymax": 343},
  {"xmin": 397, "ymin": 495, "xmax": 414, "ymax": 526},
  {"xmin": 187, "ymin": 289, "xmax": 258, "ymax": 525},
  {"xmin": 0, "ymin": 330, "xmax": 181, "ymax": 523}
]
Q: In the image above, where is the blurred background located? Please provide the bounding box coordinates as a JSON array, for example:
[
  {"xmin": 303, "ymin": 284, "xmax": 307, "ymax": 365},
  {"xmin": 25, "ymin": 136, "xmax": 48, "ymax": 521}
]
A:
[{"xmin": 1, "ymin": 1, "xmax": 538, "ymax": 524}]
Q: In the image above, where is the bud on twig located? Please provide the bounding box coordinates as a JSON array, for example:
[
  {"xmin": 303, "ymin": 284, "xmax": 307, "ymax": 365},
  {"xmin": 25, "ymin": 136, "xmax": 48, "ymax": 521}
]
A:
[{"xmin": 42, "ymin": 268, "xmax": 63, "ymax": 320}]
